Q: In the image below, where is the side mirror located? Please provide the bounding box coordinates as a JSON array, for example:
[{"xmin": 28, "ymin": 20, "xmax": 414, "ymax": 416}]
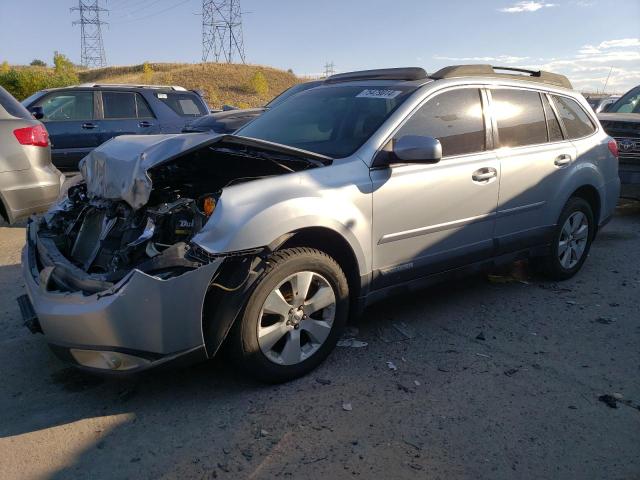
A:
[
  {"xmin": 393, "ymin": 135, "xmax": 442, "ymax": 163},
  {"xmin": 30, "ymin": 106, "xmax": 44, "ymax": 120}
]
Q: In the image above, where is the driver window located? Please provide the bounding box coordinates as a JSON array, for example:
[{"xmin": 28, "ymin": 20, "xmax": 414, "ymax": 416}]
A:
[
  {"xmin": 396, "ymin": 88, "xmax": 486, "ymax": 157},
  {"xmin": 37, "ymin": 91, "xmax": 94, "ymax": 122}
]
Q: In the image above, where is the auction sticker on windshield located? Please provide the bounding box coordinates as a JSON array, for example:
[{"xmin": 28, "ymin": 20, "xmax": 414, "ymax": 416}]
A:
[{"xmin": 356, "ymin": 89, "xmax": 402, "ymax": 99}]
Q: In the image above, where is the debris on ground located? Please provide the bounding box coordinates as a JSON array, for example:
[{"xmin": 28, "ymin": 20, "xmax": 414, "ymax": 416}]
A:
[
  {"xmin": 413, "ymin": 380, "xmax": 421, "ymax": 386},
  {"xmin": 476, "ymin": 353, "xmax": 490, "ymax": 358},
  {"xmin": 595, "ymin": 316, "xmax": 615, "ymax": 325},
  {"xmin": 396, "ymin": 382, "xmax": 413, "ymax": 393},
  {"xmin": 386, "ymin": 361, "xmax": 398, "ymax": 371},
  {"xmin": 504, "ymin": 368, "xmax": 519, "ymax": 377},
  {"xmin": 316, "ymin": 377, "xmax": 332, "ymax": 385},
  {"xmin": 342, "ymin": 402, "xmax": 353, "ymax": 411},
  {"xmin": 598, "ymin": 394, "xmax": 619, "ymax": 409},
  {"xmin": 337, "ymin": 326, "xmax": 368, "ymax": 347},
  {"xmin": 377, "ymin": 322, "xmax": 416, "ymax": 343},
  {"xmin": 475, "ymin": 332, "xmax": 486, "ymax": 341},
  {"xmin": 336, "ymin": 338, "xmax": 368, "ymax": 348},
  {"xmin": 260, "ymin": 429, "xmax": 269, "ymax": 437}
]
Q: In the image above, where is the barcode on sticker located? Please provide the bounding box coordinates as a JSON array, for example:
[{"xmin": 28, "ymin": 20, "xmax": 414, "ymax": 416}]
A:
[{"xmin": 356, "ymin": 89, "xmax": 401, "ymax": 99}]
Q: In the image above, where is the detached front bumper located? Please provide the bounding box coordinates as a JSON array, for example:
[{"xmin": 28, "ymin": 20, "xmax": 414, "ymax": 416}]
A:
[{"xmin": 20, "ymin": 220, "xmax": 223, "ymax": 373}]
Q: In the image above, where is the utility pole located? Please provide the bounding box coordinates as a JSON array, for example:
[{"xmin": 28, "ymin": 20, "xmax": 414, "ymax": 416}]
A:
[
  {"xmin": 202, "ymin": 0, "xmax": 246, "ymax": 64},
  {"xmin": 71, "ymin": 1, "xmax": 108, "ymax": 68},
  {"xmin": 323, "ymin": 61, "xmax": 335, "ymax": 77},
  {"xmin": 602, "ymin": 66, "xmax": 613, "ymax": 94}
]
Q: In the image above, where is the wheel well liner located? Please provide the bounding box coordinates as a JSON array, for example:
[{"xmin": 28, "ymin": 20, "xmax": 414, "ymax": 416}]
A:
[{"xmin": 571, "ymin": 184, "xmax": 601, "ymax": 230}]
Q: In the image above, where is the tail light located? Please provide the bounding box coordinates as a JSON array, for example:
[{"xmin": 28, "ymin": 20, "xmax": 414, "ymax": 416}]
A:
[
  {"xmin": 13, "ymin": 125, "xmax": 49, "ymax": 147},
  {"xmin": 608, "ymin": 139, "xmax": 619, "ymax": 158}
]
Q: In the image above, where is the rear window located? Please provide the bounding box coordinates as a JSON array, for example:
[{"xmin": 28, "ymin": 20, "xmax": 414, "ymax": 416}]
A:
[
  {"xmin": 492, "ymin": 89, "xmax": 547, "ymax": 148},
  {"xmin": 0, "ymin": 86, "xmax": 32, "ymax": 119},
  {"xmin": 552, "ymin": 95, "xmax": 596, "ymax": 139},
  {"xmin": 155, "ymin": 92, "xmax": 207, "ymax": 117}
]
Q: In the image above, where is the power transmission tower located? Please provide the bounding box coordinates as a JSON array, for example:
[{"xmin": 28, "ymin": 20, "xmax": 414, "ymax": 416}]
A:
[
  {"xmin": 323, "ymin": 61, "xmax": 335, "ymax": 77},
  {"xmin": 202, "ymin": 0, "xmax": 246, "ymax": 64},
  {"xmin": 71, "ymin": 1, "xmax": 108, "ymax": 68}
]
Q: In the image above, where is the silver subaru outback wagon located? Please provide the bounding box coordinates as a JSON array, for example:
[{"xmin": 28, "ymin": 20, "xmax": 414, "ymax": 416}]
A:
[{"xmin": 19, "ymin": 65, "xmax": 620, "ymax": 382}]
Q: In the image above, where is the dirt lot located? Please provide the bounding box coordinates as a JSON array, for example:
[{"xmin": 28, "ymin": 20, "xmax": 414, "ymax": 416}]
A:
[{"xmin": 0, "ymin": 203, "xmax": 639, "ymax": 480}]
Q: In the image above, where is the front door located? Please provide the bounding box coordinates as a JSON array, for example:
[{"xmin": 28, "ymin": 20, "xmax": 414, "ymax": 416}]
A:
[
  {"xmin": 34, "ymin": 90, "xmax": 99, "ymax": 171},
  {"xmin": 371, "ymin": 87, "xmax": 499, "ymax": 289}
]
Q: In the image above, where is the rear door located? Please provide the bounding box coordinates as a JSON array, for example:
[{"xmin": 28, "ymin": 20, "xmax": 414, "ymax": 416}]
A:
[
  {"xmin": 97, "ymin": 90, "xmax": 160, "ymax": 144},
  {"xmin": 33, "ymin": 90, "xmax": 99, "ymax": 171},
  {"xmin": 490, "ymin": 87, "xmax": 576, "ymax": 253}
]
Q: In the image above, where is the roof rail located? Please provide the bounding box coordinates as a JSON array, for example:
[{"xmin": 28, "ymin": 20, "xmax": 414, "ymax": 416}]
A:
[
  {"xmin": 325, "ymin": 67, "xmax": 428, "ymax": 84},
  {"xmin": 76, "ymin": 83, "xmax": 188, "ymax": 91},
  {"xmin": 430, "ymin": 64, "xmax": 572, "ymax": 89}
]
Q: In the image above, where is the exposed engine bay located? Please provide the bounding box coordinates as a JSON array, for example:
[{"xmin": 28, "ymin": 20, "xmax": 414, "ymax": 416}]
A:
[{"xmin": 36, "ymin": 141, "xmax": 325, "ymax": 289}]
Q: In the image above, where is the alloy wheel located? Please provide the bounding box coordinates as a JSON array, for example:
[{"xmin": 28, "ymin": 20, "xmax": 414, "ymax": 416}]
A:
[
  {"xmin": 558, "ymin": 211, "xmax": 589, "ymax": 269},
  {"xmin": 257, "ymin": 271, "xmax": 336, "ymax": 365}
]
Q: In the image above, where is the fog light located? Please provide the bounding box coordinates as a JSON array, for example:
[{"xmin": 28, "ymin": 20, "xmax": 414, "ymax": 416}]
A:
[{"xmin": 70, "ymin": 349, "xmax": 151, "ymax": 371}]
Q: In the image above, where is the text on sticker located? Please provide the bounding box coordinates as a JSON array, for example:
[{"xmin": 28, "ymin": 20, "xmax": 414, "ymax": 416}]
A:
[{"xmin": 356, "ymin": 89, "xmax": 402, "ymax": 99}]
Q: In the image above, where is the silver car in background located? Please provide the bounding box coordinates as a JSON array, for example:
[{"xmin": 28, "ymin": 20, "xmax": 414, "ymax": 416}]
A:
[
  {"xmin": 0, "ymin": 86, "xmax": 63, "ymax": 224},
  {"xmin": 20, "ymin": 65, "xmax": 620, "ymax": 383}
]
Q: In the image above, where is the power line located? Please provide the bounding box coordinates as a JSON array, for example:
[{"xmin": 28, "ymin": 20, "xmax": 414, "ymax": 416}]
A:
[
  {"xmin": 110, "ymin": 0, "xmax": 191, "ymax": 24},
  {"xmin": 71, "ymin": 1, "xmax": 108, "ymax": 68},
  {"xmin": 202, "ymin": 0, "xmax": 246, "ymax": 64}
]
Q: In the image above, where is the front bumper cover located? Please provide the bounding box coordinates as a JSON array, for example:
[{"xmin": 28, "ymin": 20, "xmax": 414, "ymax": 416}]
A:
[{"xmin": 21, "ymin": 219, "xmax": 224, "ymax": 373}]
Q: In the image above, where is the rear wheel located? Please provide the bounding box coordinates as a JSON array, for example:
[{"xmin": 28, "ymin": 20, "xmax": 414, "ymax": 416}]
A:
[
  {"xmin": 229, "ymin": 247, "xmax": 349, "ymax": 383},
  {"xmin": 543, "ymin": 197, "xmax": 594, "ymax": 280}
]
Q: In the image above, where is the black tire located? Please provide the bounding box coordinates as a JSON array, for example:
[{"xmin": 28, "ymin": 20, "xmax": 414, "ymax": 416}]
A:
[
  {"xmin": 543, "ymin": 197, "xmax": 595, "ymax": 280},
  {"xmin": 229, "ymin": 247, "xmax": 349, "ymax": 383}
]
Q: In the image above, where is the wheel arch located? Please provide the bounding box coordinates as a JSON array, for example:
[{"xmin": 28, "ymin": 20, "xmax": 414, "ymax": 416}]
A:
[{"xmin": 569, "ymin": 184, "xmax": 602, "ymax": 233}]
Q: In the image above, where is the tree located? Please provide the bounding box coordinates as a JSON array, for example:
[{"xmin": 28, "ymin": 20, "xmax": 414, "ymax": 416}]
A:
[
  {"xmin": 142, "ymin": 62, "xmax": 154, "ymax": 83},
  {"xmin": 30, "ymin": 59, "xmax": 47, "ymax": 67},
  {"xmin": 0, "ymin": 61, "xmax": 9, "ymax": 74},
  {"xmin": 248, "ymin": 71, "xmax": 269, "ymax": 96},
  {"xmin": 53, "ymin": 51, "xmax": 74, "ymax": 74}
]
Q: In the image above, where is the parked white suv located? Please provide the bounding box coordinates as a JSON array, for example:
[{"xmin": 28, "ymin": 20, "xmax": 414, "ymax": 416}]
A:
[{"xmin": 20, "ymin": 65, "xmax": 620, "ymax": 382}]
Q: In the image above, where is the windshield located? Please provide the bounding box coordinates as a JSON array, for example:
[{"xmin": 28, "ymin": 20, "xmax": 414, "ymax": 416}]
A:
[
  {"xmin": 237, "ymin": 84, "xmax": 414, "ymax": 158},
  {"xmin": 607, "ymin": 86, "xmax": 640, "ymax": 114},
  {"xmin": 265, "ymin": 81, "xmax": 322, "ymax": 109}
]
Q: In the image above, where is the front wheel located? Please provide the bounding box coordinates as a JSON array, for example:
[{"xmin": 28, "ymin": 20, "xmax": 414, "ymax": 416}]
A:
[
  {"xmin": 543, "ymin": 197, "xmax": 594, "ymax": 280},
  {"xmin": 229, "ymin": 247, "xmax": 349, "ymax": 383}
]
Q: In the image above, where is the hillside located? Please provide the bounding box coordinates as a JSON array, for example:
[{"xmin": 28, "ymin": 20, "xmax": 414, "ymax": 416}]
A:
[{"xmin": 78, "ymin": 63, "xmax": 302, "ymax": 109}]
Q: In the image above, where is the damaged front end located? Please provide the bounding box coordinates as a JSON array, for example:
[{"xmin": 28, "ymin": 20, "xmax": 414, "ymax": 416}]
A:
[{"xmin": 21, "ymin": 133, "xmax": 328, "ymax": 372}]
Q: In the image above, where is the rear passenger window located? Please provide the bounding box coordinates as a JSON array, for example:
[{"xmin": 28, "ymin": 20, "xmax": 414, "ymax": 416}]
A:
[
  {"xmin": 552, "ymin": 96, "xmax": 596, "ymax": 139},
  {"xmin": 103, "ymin": 92, "xmax": 155, "ymax": 119},
  {"xmin": 492, "ymin": 89, "xmax": 547, "ymax": 147},
  {"xmin": 541, "ymin": 94, "xmax": 563, "ymax": 142},
  {"xmin": 155, "ymin": 92, "xmax": 207, "ymax": 117},
  {"xmin": 396, "ymin": 88, "xmax": 485, "ymax": 157}
]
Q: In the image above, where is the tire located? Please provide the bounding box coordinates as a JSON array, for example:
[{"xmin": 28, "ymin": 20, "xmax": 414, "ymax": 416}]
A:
[
  {"xmin": 229, "ymin": 247, "xmax": 349, "ymax": 383},
  {"xmin": 543, "ymin": 197, "xmax": 595, "ymax": 280}
]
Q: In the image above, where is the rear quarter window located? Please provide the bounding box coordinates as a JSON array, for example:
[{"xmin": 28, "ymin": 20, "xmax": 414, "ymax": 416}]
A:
[
  {"xmin": 552, "ymin": 95, "xmax": 596, "ymax": 139},
  {"xmin": 154, "ymin": 92, "xmax": 207, "ymax": 117},
  {"xmin": 0, "ymin": 86, "xmax": 32, "ymax": 119}
]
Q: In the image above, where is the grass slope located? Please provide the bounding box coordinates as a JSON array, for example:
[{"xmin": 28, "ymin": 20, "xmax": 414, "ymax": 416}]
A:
[{"xmin": 78, "ymin": 63, "xmax": 301, "ymax": 109}]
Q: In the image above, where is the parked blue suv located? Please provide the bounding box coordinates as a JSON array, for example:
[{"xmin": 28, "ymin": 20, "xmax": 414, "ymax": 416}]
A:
[{"xmin": 22, "ymin": 84, "xmax": 209, "ymax": 171}]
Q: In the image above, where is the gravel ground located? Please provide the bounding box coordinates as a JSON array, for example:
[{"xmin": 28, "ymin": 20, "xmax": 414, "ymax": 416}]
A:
[{"xmin": 0, "ymin": 203, "xmax": 639, "ymax": 480}]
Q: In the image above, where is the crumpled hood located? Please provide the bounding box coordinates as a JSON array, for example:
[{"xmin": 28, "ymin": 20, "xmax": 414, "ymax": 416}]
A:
[
  {"xmin": 79, "ymin": 132, "xmax": 331, "ymax": 210},
  {"xmin": 80, "ymin": 133, "xmax": 224, "ymax": 209}
]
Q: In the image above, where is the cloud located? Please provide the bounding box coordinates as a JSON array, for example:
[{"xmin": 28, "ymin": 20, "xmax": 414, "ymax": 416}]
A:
[
  {"xmin": 499, "ymin": 1, "xmax": 557, "ymax": 13},
  {"xmin": 433, "ymin": 55, "xmax": 530, "ymax": 64},
  {"xmin": 432, "ymin": 38, "xmax": 640, "ymax": 92}
]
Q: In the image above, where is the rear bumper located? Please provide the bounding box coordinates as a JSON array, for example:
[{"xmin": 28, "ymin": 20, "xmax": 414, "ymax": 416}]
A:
[
  {"xmin": 619, "ymin": 165, "xmax": 640, "ymax": 199},
  {"xmin": 0, "ymin": 165, "xmax": 63, "ymax": 223},
  {"xmin": 21, "ymin": 220, "xmax": 223, "ymax": 373}
]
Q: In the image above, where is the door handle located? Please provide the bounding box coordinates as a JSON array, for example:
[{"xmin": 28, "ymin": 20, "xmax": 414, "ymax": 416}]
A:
[
  {"xmin": 81, "ymin": 122, "xmax": 97, "ymax": 129},
  {"xmin": 138, "ymin": 121, "xmax": 153, "ymax": 128},
  {"xmin": 554, "ymin": 154, "xmax": 572, "ymax": 167},
  {"xmin": 472, "ymin": 167, "xmax": 497, "ymax": 183}
]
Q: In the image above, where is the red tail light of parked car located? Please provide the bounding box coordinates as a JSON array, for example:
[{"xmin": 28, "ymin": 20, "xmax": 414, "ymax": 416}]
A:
[{"xmin": 13, "ymin": 125, "xmax": 49, "ymax": 147}]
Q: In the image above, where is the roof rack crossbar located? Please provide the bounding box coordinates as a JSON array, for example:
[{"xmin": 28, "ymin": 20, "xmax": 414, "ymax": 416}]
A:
[
  {"xmin": 430, "ymin": 64, "xmax": 572, "ymax": 89},
  {"xmin": 325, "ymin": 67, "xmax": 428, "ymax": 84}
]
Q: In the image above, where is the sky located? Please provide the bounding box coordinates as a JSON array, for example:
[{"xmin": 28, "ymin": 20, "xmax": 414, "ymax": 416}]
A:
[{"xmin": 0, "ymin": 0, "xmax": 639, "ymax": 93}]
